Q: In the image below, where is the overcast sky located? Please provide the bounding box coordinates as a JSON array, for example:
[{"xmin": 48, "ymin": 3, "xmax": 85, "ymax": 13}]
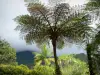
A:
[{"xmin": 0, "ymin": 0, "xmax": 87, "ymax": 55}]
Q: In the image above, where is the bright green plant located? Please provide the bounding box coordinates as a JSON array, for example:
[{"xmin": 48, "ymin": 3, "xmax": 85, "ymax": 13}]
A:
[
  {"xmin": 0, "ymin": 64, "xmax": 54, "ymax": 75},
  {"xmin": 33, "ymin": 44, "xmax": 53, "ymax": 66},
  {"xmin": 0, "ymin": 64, "xmax": 29, "ymax": 75},
  {"xmin": 33, "ymin": 65, "xmax": 54, "ymax": 75},
  {"xmin": 58, "ymin": 55, "xmax": 89, "ymax": 75}
]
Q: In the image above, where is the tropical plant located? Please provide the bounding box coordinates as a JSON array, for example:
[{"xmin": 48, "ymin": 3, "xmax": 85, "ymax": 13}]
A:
[
  {"xmin": 14, "ymin": 3, "xmax": 93, "ymax": 75},
  {"xmin": 0, "ymin": 39, "xmax": 17, "ymax": 65},
  {"xmin": 85, "ymin": 1, "xmax": 100, "ymax": 74},
  {"xmin": 86, "ymin": 31, "xmax": 100, "ymax": 75},
  {"xmin": 33, "ymin": 44, "xmax": 53, "ymax": 66},
  {"xmin": 86, "ymin": 44, "xmax": 96, "ymax": 75},
  {"xmin": 58, "ymin": 55, "xmax": 89, "ymax": 75},
  {"xmin": 33, "ymin": 65, "xmax": 54, "ymax": 75}
]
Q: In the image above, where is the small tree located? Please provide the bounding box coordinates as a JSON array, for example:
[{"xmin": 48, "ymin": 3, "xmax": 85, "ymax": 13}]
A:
[
  {"xmin": 85, "ymin": 1, "xmax": 100, "ymax": 75},
  {"xmin": 0, "ymin": 39, "xmax": 17, "ymax": 65},
  {"xmin": 33, "ymin": 44, "xmax": 53, "ymax": 66},
  {"xmin": 86, "ymin": 31, "xmax": 100, "ymax": 75},
  {"xmin": 15, "ymin": 3, "xmax": 93, "ymax": 75}
]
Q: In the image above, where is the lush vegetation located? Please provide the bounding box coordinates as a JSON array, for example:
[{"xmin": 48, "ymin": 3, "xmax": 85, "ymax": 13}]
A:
[
  {"xmin": 14, "ymin": 2, "xmax": 92, "ymax": 75},
  {"xmin": 1, "ymin": 0, "xmax": 100, "ymax": 75},
  {"xmin": 0, "ymin": 39, "xmax": 17, "ymax": 65},
  {"xmin": 85, "ymin": 0, "xmax": 100, "ymax": 75},
  {"xmin": 0, "ymin": 39, "xmax": 89, "ymax": 75},
  {"xmin": 0, "ymin": 55, "xmax": 89, "ymax": 75}
]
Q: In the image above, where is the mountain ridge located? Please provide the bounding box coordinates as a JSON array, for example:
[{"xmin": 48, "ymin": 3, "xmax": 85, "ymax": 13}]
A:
[{"xmin": 16, "ymin": 51, "xmax": 87, "ymax": 67}]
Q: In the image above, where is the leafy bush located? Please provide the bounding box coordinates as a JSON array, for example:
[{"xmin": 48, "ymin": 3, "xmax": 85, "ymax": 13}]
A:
[
  {"xmin": 61, "ymin": 61, "xmax": 89, "ymax": 75},
  {"xmin": 0, "ymin": 39, "xmax": 17, "ymax": 65},
  {"xmin": 0, "ymin": 64, "xmax": 29, "ymax": 75},
  {"xmin": 0, "ymin": 64, "xmax": 54, "ymax": 75},
  {"xmin": 33, "ymin": 65, "xmax": 54, "ymax": 75},
  {"xmin": 59, "ymin": 55, "xmax": 89, "ymax": 75}
]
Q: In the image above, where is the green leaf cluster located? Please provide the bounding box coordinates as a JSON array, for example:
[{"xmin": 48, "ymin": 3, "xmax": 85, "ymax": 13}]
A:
[
  {"xmin": 33, "ymin": 44, "xmax": 53, "ymax": 66},
  {"xmin": 0, "ymin": 39, "xmax": 17, "ymax": 65}
]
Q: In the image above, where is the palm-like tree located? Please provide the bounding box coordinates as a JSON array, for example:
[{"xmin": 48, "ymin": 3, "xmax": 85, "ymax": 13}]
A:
[
  {"xmin": 15, "ymin": 3, "xmax": 93, "ymax": 75},
  {"xmin": 86, "ymin": 31, "xmax": 100, "ymax": 75},
  {"xmin": 93, "ymin": 31, "xmax": 100, "ymax": 75},
  {"xmin": 85, "ymin": 1, "xmax": 100, "ymax": 75},
  {"xmin": 33, "ymin": 44, "xmax": 53, "ymax": 66}
]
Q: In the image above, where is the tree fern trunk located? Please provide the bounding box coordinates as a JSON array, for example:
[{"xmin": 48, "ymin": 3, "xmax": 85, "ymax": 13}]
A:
[
  {"xmin": 86, "ymin": 44, "xmax": 95, "ymax": 75},
  {"xmin": 52, "ymin": 39, "xmax": 62, "ymax": 75}
]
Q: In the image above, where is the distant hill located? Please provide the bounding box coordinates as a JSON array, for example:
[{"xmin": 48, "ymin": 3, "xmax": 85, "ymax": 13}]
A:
[
  {"xmin": 16, "ymin": 51, "xmax": 87, "ymax": 68},
  {"xmin": 16, "ymin": 51, "xmax": 34, "ymax": 68},
  {"xmin": 73, "ymin": 53, "xmax": 87, "ymax": 62}
]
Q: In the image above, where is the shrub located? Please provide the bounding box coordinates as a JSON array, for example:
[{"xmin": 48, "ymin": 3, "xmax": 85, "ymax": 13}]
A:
[
  {"xmin": 0, "ymin": 64, "xmax": 54, "ymax": 75},
  {"xmin": 0, "ymin": 65, "xmax": 29, "ymax": 75},
  {"xmin": 0, "ymin": 64, "xmax": 29, "ymax": 75},
  {"xmin": 59, "ymin": 55, "xmax": 89, "ymax": 75},
  {"xmin": 0, "ymin": 39, "xmax": 17, "ymax": 65},
  {"xmin": 33, "ymin": 65, "xmax": 54, "ymax": 75}
]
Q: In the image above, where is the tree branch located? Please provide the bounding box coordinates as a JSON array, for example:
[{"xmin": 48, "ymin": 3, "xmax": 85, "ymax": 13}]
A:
[{"xmin": 37, "ymin": 8, "xmax": 53, "ymax": 32}]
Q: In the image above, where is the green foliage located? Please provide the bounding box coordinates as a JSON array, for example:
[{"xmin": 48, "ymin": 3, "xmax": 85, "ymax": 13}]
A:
[
  {"xmin": 0, "ymin": 55, "xmax": 89, "ymax": 75},
  {"xmin": 15, "ymin": 3, "xmax": 93, "ymax": 46},
  {"xmin": 34, "ymin": 65, "xmax": 54, "ymax": 75},
  {"xmin": 0, "ymin": 64, "xmax": 42, "ymax": 75},
  {"xmin": 33, "ymin": 55, "xmax": 89, "ymax": 75},
  {"xmin": 33, "ymin": 44, "xmax": 53, "ymax": 66},
  {"xmin": 73, "ymin": 53, "xmax": 87, "ymax": 62},
  {"xmin": 58, "ymin": 55, "xmax": 89, "ymax": 75},
  {"xmin": 0, "ymin": 64, "xmax": 54, "ymax": 75},
  {"xmin": 0, "ymin": 64, "xmax": 29, "ymax": 75},
  {"xmin": 62, "ymin": 64, "xmax": 89, "ymax": 75},
  {"xmin": 85, "ymin": 0, "xmax": 100, "ymax": 21},
  {"xmin": 85, "ymin": 31, "xmax": 100, "ymax": 75},
  {"xmin": 85, "ymin": 0, "xmax": 100, "ymax": 11},
  {"xmin": 0, "ymin": 39, "xmax": 17, "ymax": 65},
  {"xmin": 85, "ymin": 1, "xmax": 100, "ymax": 73}
]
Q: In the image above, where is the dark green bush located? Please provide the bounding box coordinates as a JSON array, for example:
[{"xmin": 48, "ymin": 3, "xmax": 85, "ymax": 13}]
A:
[{"xmin": 0, "ymin": 64, "xmax": 54, "ymax": 75}]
